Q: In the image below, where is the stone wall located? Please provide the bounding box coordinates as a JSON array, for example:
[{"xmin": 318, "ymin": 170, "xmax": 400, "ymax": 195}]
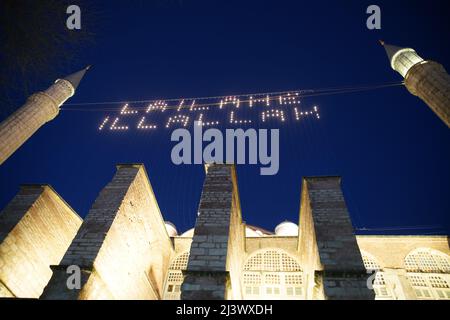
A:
[
  {"xmin": 226, "ymin": 167, "xmax": 246, "ymax": 299},
  {"xmin": 298, "ymin": 177, "xmax": 374, "ymax": 300},
  {"xmin": 181, "ymin": 164, "xmax": 245, "ymax": 300},
  {"xmin": 245, "ymin": 236, "xmax": 298, "ymax": 257},
  {"xmin": 356, "ymin": 235, "xmax": 450, "ymax": 268},
  {"xmin": 357, "ymin": 235, "xmax": 450, "ymax": 300},
  {"xmin": 298, "ymin": 179, "xmax": 322, "ymax": 299},
  {"xmin": 173, "ymin": 237, "xmax": 193, "ymax": 255},
  {"xmin": 0, "ymin": 185, "xmax": 82, "ymax": 298},
  {"xmin": 41, "ymin": 164, "xmax": 173, "ymax": 300}
]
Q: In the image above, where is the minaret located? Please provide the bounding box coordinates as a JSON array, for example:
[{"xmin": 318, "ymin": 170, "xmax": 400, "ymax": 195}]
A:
[
  {"xmin": 0, "ymin": 66, "xmax": 90, "ymax": 165},
  {"xmin": 380, "ymin": 41, "xmax": 450, "ymax": 128}
]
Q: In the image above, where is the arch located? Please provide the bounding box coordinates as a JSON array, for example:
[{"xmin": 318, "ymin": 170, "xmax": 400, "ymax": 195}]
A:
[
  {"xmin": 404, "ymin": 248, "xmax": 450, "ymax": 300},
  {"xmin": 404, "ymin": 248, "xmax": 450, "ymax": 273},
  {"xmin": 169, "ymin": 251, "xmax": 190, "ymax": 270},
  {"xmin": 360, "ymin": 250, "xmax": 382, "ymax": 271},
  {"xmin": 163, "ymin": 251, "xmax": 190, "ymax": 300},
  {"xmin": 244, "ymin": 249, "xmax": 302, "ymax": 272},
  {"xmin": 407, "ymin": 273, "xmax": 450, "ymax": 300},
  {"xmin": 360, "ymin": 250, "xmax": 393, "ymax": 299},
  {"xmin": 241, "ymin": 249, "xmax": 303, "ymax": 300}
]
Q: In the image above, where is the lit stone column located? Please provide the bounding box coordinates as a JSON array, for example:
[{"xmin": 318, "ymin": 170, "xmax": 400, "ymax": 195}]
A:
[
  {"xmin": 383, "ymin": 268, "xmax": 416, "ymax": 300},
  {"xmin": 40, "ymin": 164, "xmax": 174, "ymax": 300},
  {"xmin": 0, "ymin": 185, "xmax": 82, "ymax": 298},
  {"xmin": 181, "ymin": 164, "xmax": 245, "ymax": 300},
  {"xmin": 381, "ymin": 41, "xmax": 450, "ymax": 128},
  {"xmin": 0, "ymin": 67, "xmax": 90, "ymax": 165},
  {"xmin": 298, "ymin": 177, "xmax": 375, "ymax": 300}
]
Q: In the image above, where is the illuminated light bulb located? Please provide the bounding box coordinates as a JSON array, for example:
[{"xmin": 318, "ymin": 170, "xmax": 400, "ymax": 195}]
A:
[
  {"xmin": 166, "ymin": 115, "xmax": 190, "ymax": 128},
  {"xmin": 99, "ymin": 117, "xmax": 110, "ymax": 130},
  {"xmin": 294, "ymin": 107, "xmax": 300, "ymax": 121},
  {"xmin": 138, "ymin": 116, "xmax": 157, "ymax": 130},
  {"xmin": 177, "ymin": 99, "xmax": 185, "ymax": 112},
  {"xmin": 120, "ymin": 104, "xmax": 128, "ymax": 114},
  {"xmin": 189, "ymin": 100, "xmax": 196, "ymax": 111},
  {"xmin": 110, "ymin": 118, "xmax": 120, "ymax": 130},
  {"xmin": 120, "ymin": 103, "xmax": 139, "ymax": 115},
  {"xmin": 160, "ymin": 101, "xmax": 168, "ymax": 112}
]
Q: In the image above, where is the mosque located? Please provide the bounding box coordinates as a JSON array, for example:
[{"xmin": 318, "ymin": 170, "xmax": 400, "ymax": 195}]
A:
[{"xmin": 0, "ymin": 43, "xmax": 449, "ymax": 300}]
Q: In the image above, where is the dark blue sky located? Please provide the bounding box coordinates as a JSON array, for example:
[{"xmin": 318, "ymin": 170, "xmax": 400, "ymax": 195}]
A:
[{"xmin": 1, "ymin": 0, "xmax": 449, "ymax": 235}]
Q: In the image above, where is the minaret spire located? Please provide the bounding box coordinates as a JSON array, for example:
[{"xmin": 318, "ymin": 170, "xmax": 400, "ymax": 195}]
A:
[
  {"xmin": 0, "ymin": 66, "xmax": 90, "ymax": 165},
  {"xmin": 62, "ymin": 65, "xmax": 91, "ymax": 90},
  {"xmin": 381, "ymin": 41, "xmax": 450, "ymax": 128}
]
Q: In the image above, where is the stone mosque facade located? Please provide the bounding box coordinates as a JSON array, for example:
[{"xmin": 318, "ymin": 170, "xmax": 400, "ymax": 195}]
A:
[
  {"xmin": 0, "ymin": 42, "xmax": 449, "ymax": 300},
  {"xmin": 0, "ymin": 164, "xmax": 449, "ymax": 300}
]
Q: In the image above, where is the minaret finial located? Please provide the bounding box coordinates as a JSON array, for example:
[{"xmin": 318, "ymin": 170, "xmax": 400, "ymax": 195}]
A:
[{"xmin": 62, "ymin": 65, "xmax": 91, "ymax": 91}]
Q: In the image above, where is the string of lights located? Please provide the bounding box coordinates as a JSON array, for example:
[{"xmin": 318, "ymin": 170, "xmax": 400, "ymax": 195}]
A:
[
  {"xmin": 61, "ymin": 81, "xmax": 404, "ymax": 111},
  {"xmin": 95, "ymin": 93, "xmax": 320, "ymax": 131},
  {"xmin": 61, "ymin": 81, "xmax": 404, "ymax": 132}
]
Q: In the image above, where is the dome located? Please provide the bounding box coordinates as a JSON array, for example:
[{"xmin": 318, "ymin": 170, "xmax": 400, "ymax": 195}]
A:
[
  {"xmin": 274, "ymin": 221, "xmax": 299, "ymax": 236},
  {"xmin": 165, "ymin": 221, "xmax": 178, "ymax": 237}
]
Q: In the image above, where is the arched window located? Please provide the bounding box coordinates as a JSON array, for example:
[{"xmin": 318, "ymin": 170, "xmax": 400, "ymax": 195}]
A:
[
  {"xmin": 360, "ymin": 251, "xmax": 393, "ymax": 300},
  {"xmin": 242, "ymin": 249, "xmax": 303, "ymax": 300},
  {"xmin": 404, "ymin": 248, "xmax": 450, "ymax": 273},
  {"xmin": 407, "ymin": 273, "xmax": 450, "ymax": 300},
  {"xmin": 405, "ymin": 249, "xmax": 450, "ymax": 300},
  {"xmin": 163, "ymin": 252, "xmax": 189, "ymax": 300},
  {"xmin": 361, "ymin": 253, "xmax": 381, "ymax": 271}
]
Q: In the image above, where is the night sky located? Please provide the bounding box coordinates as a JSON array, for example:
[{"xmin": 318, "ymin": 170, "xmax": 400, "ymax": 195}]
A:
[{"xmin": 1, "ymin": 0, "xmax": 449, "ymax": 235}]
